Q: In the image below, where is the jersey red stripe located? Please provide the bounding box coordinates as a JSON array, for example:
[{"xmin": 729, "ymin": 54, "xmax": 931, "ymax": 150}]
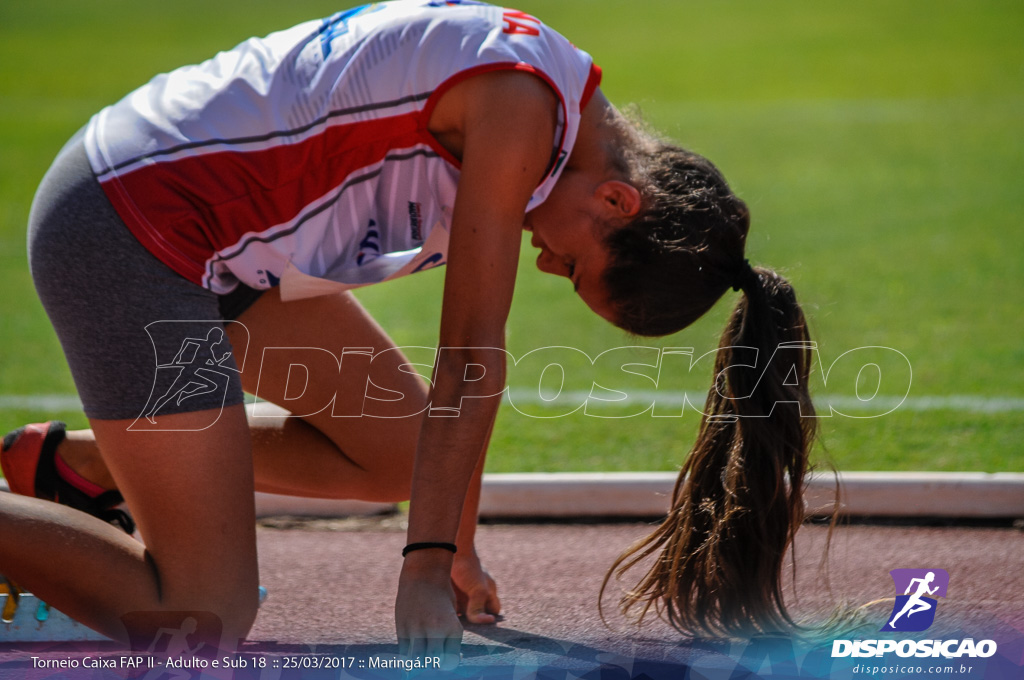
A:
[{"xmin": 99, "ymin": 111, "xmax": 425, "ymax": 284}]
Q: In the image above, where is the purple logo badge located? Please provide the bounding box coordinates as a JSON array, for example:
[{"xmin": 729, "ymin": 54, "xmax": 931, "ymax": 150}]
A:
[{"xmin": 881, "ymin": 568, "xmax": 950, "ymax": 632}]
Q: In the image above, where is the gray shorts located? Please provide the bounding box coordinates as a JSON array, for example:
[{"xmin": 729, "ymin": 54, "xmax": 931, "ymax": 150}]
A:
[{"xmin": 27, "ymin": 131, "xmax": 265, "ymax": 421}]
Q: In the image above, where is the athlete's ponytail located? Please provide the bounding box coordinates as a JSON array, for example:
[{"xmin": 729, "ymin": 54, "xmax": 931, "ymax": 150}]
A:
[
  {"xmin": 598, "ymin": 137, "xmax": 817, "ymax": 635},
  {"xmin": 604, "ymin": 268, "xmax": 816, "ymax": 635}
]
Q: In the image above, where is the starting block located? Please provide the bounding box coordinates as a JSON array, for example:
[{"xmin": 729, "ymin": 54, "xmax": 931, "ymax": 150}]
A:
[
  {"xmin": 1, "ymin": 578, "xmax": 106, "ymax": 642},
  {"xmin": 0, "ymin": 579, "xmax": 269, "ymax": 642}
]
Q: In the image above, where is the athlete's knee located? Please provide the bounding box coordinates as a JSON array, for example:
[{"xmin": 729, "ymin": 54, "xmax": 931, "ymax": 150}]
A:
[
  {"xmin": 121, "ymin": 600, "xmax": 257, "ymax": 652},
  {"xmin": 140, "ymin": 556, "xmax": 260, "ymax": 648},
  {"xmin": 151, "ymin": 585, "xmax": 259, "ymax": 648}
]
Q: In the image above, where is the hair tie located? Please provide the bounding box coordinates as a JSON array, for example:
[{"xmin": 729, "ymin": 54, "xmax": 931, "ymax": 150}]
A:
[{"xmin": 731, "ymin": 259, "xmax": 759, "ymax": 292}]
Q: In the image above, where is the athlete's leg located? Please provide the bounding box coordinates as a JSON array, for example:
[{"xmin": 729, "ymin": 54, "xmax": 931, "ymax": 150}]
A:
[
  {"xmin": 0, "ymin": 406, "xmax": 259, "ymax": 647},
  {"xmin": 9, "ymin": 125, "xmax": 259, "ymax": 645},
  {"xmin": 57, "ymin": 288, "xmax": 428, "ymax": 502},
  {"xmin": 233, "ymin": 288, "xmax": 427, "ymax": 501}
]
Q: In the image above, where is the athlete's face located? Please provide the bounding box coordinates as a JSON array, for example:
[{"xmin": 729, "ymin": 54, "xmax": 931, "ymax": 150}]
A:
[
  {"xmin": 523, "ymin": 172, "xmax": 617, "ymax": 324},
  {"xmin": 524, "ymin": 172, "xmax": 641, "ymax": 325}
]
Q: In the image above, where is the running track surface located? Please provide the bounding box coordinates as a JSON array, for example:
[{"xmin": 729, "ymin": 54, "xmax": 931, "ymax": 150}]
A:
[
  {"xmin": 2, "ymin": 518, "xmax": 1022, "ymax": 678},
  {"xmin": 247, "ymin": 518, "xmax": 1024, "ymax": 671}
]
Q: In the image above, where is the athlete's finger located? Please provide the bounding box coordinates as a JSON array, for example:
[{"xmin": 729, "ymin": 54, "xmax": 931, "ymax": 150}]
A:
[
  {"xmin": 397, "ymin": 635, "xmax": 411, "ymax": 657},
  {"xmin": 487, "ymin": 584, "xmax": 502, "ymax": 618},
  {"xmin": 407, "ymin": 634, "xmax": 427, "ymax": 659},
  {"xmin": 441, "ymin": 634, "xmax": 462, "ymax": 670},
  {"xmin": 463, "ymin": 588, "xmax": 497, "ymax": 624}
]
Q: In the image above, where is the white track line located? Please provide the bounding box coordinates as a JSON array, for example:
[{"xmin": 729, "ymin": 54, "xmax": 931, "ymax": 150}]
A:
[
  {"xmin": 0, "ymin": 395, "xmax": 84, "ymax": 412},
  {"xmin": 2, "ymin": 393, "xmax": 1022, "ymax": 414}
]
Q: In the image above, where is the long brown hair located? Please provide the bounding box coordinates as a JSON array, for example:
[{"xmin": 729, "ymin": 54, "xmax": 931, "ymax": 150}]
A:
[{"xmin": 599, "ymin": 138, "xmax": 818, "ymax": 636}]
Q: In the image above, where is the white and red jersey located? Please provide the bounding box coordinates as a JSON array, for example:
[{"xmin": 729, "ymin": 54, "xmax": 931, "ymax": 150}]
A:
[{"xmin": 84, "ymin": 0, "xmax": 601, "ymax": 298}]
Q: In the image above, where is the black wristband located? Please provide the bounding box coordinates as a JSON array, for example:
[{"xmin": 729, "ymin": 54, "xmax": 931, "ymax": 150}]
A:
[{"xmin": 402, "ymin": 542, "xmax": 458, "ymax": 558}]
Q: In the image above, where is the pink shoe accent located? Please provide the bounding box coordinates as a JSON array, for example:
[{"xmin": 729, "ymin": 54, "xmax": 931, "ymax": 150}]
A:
[{"xmin": 55, "ymin": 454, "xmax": 107, "ymax": 498}]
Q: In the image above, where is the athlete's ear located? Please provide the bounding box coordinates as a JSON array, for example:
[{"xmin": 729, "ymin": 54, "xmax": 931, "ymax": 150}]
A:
[{"xmin": 596, "ymin": 180, "xmax": 641, "ymax": 220}]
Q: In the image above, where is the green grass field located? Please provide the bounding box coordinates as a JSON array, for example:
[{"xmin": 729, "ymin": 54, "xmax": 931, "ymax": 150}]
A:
[{"xmin": 1, "ymin": 0, "xmax": 1021, "ymax": 473}]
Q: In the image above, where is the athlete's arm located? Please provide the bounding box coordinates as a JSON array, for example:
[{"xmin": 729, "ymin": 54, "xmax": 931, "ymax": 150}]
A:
[
  {"xmin": 451, "ymin": 407, "xmax": 500, "ymax": 624},
  {"xmin": 395, "ymin": 70, "xmax": 558, "ymax": 663}
]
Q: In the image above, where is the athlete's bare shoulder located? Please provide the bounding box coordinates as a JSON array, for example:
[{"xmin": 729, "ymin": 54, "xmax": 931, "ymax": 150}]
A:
[{"xmin": 427, "ymin": 70, "xmax": 559, "ymax": 163}]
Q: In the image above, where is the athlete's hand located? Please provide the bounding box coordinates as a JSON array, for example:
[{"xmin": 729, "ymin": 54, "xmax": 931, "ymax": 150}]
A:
[
  {"xmin": 451, "ymin": 551, "xmax": 501, "ymax": 624},
  {"xmin": 395, "ymin": 555, "xmax": 462, "ymax": 669}
]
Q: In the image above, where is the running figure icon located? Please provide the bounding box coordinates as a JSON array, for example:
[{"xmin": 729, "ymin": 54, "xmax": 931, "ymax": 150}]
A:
[
  {"xmin": 145, "ymin": 328, "xmax": 233, "ymax": 423},
  {"xmin": 140, "ymin": 616, "xmax": 206, "ymax": 680},
  {"xmin": 888, "ymin": 571, "xmax": 939, "ymax": 628}
]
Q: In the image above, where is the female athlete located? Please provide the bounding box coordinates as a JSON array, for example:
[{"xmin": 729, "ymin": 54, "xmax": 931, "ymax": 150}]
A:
[{"xmin": 0, "ymin": 0, "xmax": 816, "ymax": 660}]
